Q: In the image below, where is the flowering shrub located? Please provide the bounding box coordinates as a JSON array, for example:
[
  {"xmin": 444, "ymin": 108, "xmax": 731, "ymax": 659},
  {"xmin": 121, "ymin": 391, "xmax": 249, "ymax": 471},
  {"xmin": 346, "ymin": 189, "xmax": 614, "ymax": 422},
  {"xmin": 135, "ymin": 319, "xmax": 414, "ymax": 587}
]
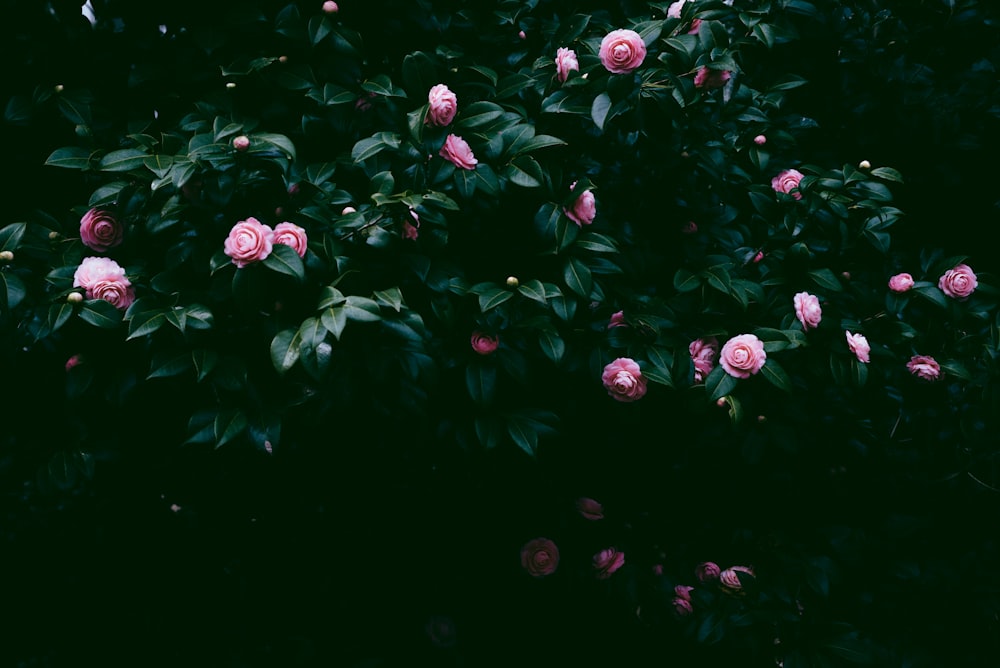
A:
[{"xmin": 2, "ymin": 0, "xmax": 1000, "ymax": 665}]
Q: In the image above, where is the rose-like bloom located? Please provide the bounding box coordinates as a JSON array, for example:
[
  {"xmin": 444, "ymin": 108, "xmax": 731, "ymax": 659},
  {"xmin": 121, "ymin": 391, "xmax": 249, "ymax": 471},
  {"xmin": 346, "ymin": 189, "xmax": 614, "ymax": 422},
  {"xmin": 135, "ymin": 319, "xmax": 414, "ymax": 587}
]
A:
[
  {"xmin": 79, "ymin": 208, "xmax": 123, "ymax": 252},
  {"xmin": 719, "ymin": 565, "xmax": 755, "ymax": 592},
  {"xmin": 598, "ymin": 29, "xmax": 647, "ymax": 74},
  {"xmin": 272, "ymin": 222, "xmax": 308, "ymax": 258},
  {"xmin": 426, "ymin": 84, "xmax": 458, "ymax": 127},
  {"xmin": 674, "ymin": 585, "xmax": 694, "ymax": 602},
  {"xmin": 608, "ymin": 310, "xmax": 626, "ymax": 329},
  {"xmin": 576, "ymin": 497, "xmax": 604, "ymax": 520},
  {"xmin": 521, "ymin": 538, "xmax": 559, "ymax": 577},
  {"xmin": 793, "ymin": 292, "xmax": 822, "ymax": 331},
  {"xmin": 719, "ymin": 334, "xmax": 767, "ymax": 379},
  {"xmin": 694, "ymin": 67, "xmax": 731, "ymax": 90},
  {"xmin": 73, "ymin": 256, "xmax": 126, "ymax": 292},
  {"xmin": 439, "ymin": 134, "xmax": 478, "ymax": 170},
  {"xmin": 672, "ymin": 597, "xmax": 694, "ymax": 617},
  {"xmin": 667, "ymin": 0, "xmax": 686, "ymax": 18},
  {"xmin": 695, "ymin": 561, "xmax": 721, "ymax": 583},
  {"xmin": 888, "ymin": 272, "xmax": 914, "ymax": 293},
  {"xmin": 555, "ymin": 47, "xmax": 579, "ymax": 83},
  {"xmin": 771, "ymin": 168, "xmax": 804, "ymax": 200},
  {"xmin": 601, "ymin": 357, "xmax": 648, "ymax": 402},
  {"xmin": 90, "ymin": 277, "xmax": 135, "ymax": 310},
  {"xmin": 938, "ymin": 263, "xmax": 978, "ymax": 301},
  {"xmin": 470, "ymin": 331, "xmax": 499, "ymax": 355},
  {"xmin": 224, "ymin": 217, "xmax": 274, "ymax": 267},
  {"xmin": 593, "ymin": 547, "xmax": 625, "ymax": 579},
  {"xmin": 907, "ymin": 355, "xmax": 941, "ymax": 381},
  {"xmin": 753, "ymin": 134, "xmax": 767, "ymax": 145},
  {"xmin": 564, "ymin": 182, "xmax": 596, "ymax": 227},
  {"xmin": 424, "ymin": 616, "xmax": 457, "ymax": 649},
  {"xmin": 689, "ymin": 337, "xmax": 719, "ymax": 383},
  {"xmin": 846, "ymin": 331, "xmax": 870, "ymax": 363}
]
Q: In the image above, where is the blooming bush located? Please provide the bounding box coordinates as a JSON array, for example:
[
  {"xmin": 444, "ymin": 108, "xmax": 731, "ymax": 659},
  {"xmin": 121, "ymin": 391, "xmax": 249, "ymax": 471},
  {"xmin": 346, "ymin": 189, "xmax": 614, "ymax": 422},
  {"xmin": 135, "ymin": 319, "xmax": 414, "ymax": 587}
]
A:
[{"xmin": 2, "ymin": 0, "xmax": 1000, "ymax": 665}]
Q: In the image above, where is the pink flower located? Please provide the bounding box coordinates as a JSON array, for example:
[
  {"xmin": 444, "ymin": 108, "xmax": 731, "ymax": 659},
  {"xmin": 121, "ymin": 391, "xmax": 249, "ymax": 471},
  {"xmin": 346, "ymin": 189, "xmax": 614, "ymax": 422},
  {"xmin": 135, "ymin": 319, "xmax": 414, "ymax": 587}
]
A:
[
  {"xmin": 470, "ymin": 331, "xmax": 499, "ymax": 355},
  {"xmin": 667, "ymin": 0, "xmax": 686, "ymax": 18},
  {"xmin": 322, "ymin": 1, "xmax": 338, "ymax": 13},
  {"xmin": 593, "ymin": 547, "xmax": 625, "ymax": 579},
  {"xmin": 753, "ymin": 134, "xmax": 767, "ymax": 145},
  {"xmin": 73, "ymin": 257, "xmax": 133, "ymax": 309},
  {"xmin": 793, "ymin": 292, "xmax": 822, "ymax": 331},
  {"xmin": 342, "ymin": 206, "xmax": 357, "ymax": 215},
  {"xmin": 65, "ymin": 355, "xmax": 82, "ymax": 372},
  {"xmin": 938, "ymin": 263, "xmax": 977, "ymax": 301},
  {"xmin": 425, "ymin": 615, "xmax": 457, "ymax": 648},
  {"xmin": 771, "ymin": 169, "xmax": 804, "ymax": 200},
  {"xmin": 719, "ymin": 334, "xmax": 767, "ymax": 379},
  {"xmin": 695, "ymin": 561, "xmax": 721, "ymax": 583},
  {"xmin": 224, "ymin": 217, "xmax": 274, "ymax": 267},
  {"xmin": 846, "ymin": 331, "xmax": 870, "ymax": 363},
  {"xmin": 672, "ymin": 597, "xmax": 694, "ymax": 617},
  {"xmin": 518, "ymin": 30, "xmax": 526, "ymax": 40},
  {"xmin": 608, "ymin": 310, "xmax": 626, "ymax": 329},
  {"xmin": 601, "ymin": 357, "xmax": 648, "ymax": 402},
  {"xmin": 555, "ymin": 47, "xmax": 579, "ymax": 83},
  {"xmin": 907, "ymin": 355, "xmax": 941, "ymax": 381},
  {"xmin": 564, "ymin": 182, "xmax": 596, "ymax": 227},
  {"xmin": 598, "ymin": 29, "xmax": 647, "ymax": 74},
  {"xmin": 674, "ymin": 585, "xmax": 694, "ymax": 601},
  {"xmin": 79, "ymin": 208, "xmax": 123, "ymax": 252},
  {"xmin": 694, "ymin": 67, "xmax": 731, "ymax": 90},
  {"xmin": 426, "ymin": 84, "xmax": 458, "ymax": 127},
  {"xmin": 521, "ymin": 538, "xmax": 560, "ymax": 577},
  {"xmin": 687, "ymin": 18, "xmax": 702, "ymax": 34},
  {"xmin": 272, "ymin": 222, "xmax": 308, "ymax": 258},
  {"xmin": 888, "ymin": 273, "xmax": 914, "ymax": 293},
  {"xmin": 689, "ymin": 337, "xmax": 719, "ymax": 383},
  {"xmin": 719, "ymin": 565, "xmax": 755, "ymax": 593},
  {"xmin": 90, "ymin": 277, "xmax": 135, "ymax": 310},
  {"xmin": 752, "ymin": 251, "xmax": 764, "ymax": 263},
  {"xmin": 232, "ymin": 135, "xmax": 250, "ymax": 152},
  {"xmin": 402, "ymin": 209, "xmax": 420, "ymax": 240},
  {"xmin": 439, "ymin": 134, "xmax": 478, "ymax": 170},
  {"xmin": 576, "ymin": 497, "xmax": 604, "ymax": 520}
]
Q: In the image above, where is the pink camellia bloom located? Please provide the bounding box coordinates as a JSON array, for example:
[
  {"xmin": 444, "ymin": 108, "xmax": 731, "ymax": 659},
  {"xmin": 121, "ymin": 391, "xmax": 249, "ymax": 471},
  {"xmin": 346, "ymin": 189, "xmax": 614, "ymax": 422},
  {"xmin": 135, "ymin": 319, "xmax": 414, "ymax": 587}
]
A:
[
  {"xmin": 79, "ymin": 208, "xmax": 123, "ymax": 252},
  {"xmin": 470, "ymin": 331, "xmax": 499, "ymax": 355},
  {"xmin": 232, "ymin": 135, "xmax": 250, "ymax": 152},
  {"xmin": 521, "ymin": 538, "xmax": 560, "ymax": 577},
  {"xmin": 426, "ymin": 84, "xmax": 458, "ymax": 127},
  {"xmin": 224, "ymin": 217, "xmax": 274, "ymax": 267},
  {"xmin": 907, "ymin": 355, "xmax": 941, "ymax": 381},
  {"xmin": 771, "ymin": 168, "xmax": 804, "ymax": 200},
  {"xmin": 793, "ymin": 292, "xmax": 823, "ymax": 331},
  {"xmin": 846, "ymin": 331, "xmax": 871, "ymax": 363},
  {"xmin": 693, "ymin": 66, "xmax": 731, "ymax": 90},
  {"xmin": 425, "ymin": 615, "xmax": 457, "ymax": 649},
  {"xmin": 608, "ymin": 310, "xmax": 626, "ymax": 329},
  {"xmin": 667, "ymin": 0, "xmax": 686, "ymax": 18},
  {"xmin": 65, "ymin": 355, "xmax": 83, "ymax": 372},
  {"xmin": 564, "ymin": 182, "xmax": 596, "ymax": 227},
  {"xmin": 753, "ymin": 134, "xmax": 767, "ymax": 145},
  {"xmin": 938, "ymin": 263, "xmax": 978, "ymax": 301},
  {"xmin": 439, "ymin": 134, "xmax": 478, "ymax": 170},
  {"xmin": 593, "ymin": 547, "xmax": 625, "ymax": 579},
  {"xmin": 672, "ymin": 597, "xmax": 694, "ymax": 617},
  {"xmin": 888, "ymin": 272, "xmax": 914, "ymax": 293},
  {"xmin": 689, "ymin": 337, "xmax": 719, "ymax": 383},
  {"xmin": 72, "ymin": 257, "xmax": 133, "ymax": 311},
  {"xmin": 719, "ymin": 565, "xmax": 755, "ymax": 593},
  {"xmin": 601, "ymin": 357, "xmax": 648, "ymax": 402},
  {"xmin": 272, "ymin": 222, "xmax": 308, "ymax": 258},
  {"xmin": 719, "ymin": 334, "xmax": 767, "ymax": 379},
  {"xmin": 322, "ymin": 0, "xmax": 338, "ymax": 13},
  {"xmin": 555, "ymin": 47, "xmax": 579, "ymax": 83},
  {"xmin": 90, "ymin": 277, "xmax": 135, "ymax": 310},
  {"xmin": 752, "ymin": 251, "xmax": 764, "ymax": 263},
  {"xmin": 402, "ymin": 209, "xmax": 420, "ymax": 240},
  {"xmin": 599, "ymin": 29, "xmax": 646, "ymax": 74},
  {"xmin": 695, "ymin": 561, "xmax": 721, "ymax": 583},
  {"xmin": 674, "ymin": 585, "xmax": 694, "ymax": 601},
  {"xmin": 576, "ymin": 497, "xmax": 604, "ymax": 521}
]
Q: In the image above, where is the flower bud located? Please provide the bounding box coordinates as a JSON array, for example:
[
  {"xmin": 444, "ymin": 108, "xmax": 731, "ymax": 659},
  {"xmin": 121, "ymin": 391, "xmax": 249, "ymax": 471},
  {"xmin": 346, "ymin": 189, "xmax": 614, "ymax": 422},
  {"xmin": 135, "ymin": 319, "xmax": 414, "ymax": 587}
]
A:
[
  {"xmin": 67, "ymin": 292, "xmax": 84, "ymax": 304},
  {"xmin": 506, "ymin": 276, "xmax": 519, "ymax": 288},
  {"xmin": 322, "ymin": 0, "xmax": 339, "ymax": 12},
  {"xmin": 48, "ymin": 231, "xmax": 61, "ymax": 240},
  {"xmin": 716, "ymin": 397, "xmax": 727, "ymax": 407},
  {"xmin": 859, "ymin": 160, "xmax": 871, "ymax": 170},
  {"xmin": 54, "ymin": 84, "xmax": 64, "ymax": 94},
  {"xmin": 841, "ymin": 271, "xmax": 851, "ymax": 281},
  {"xmin": 225, "ymin": 82, "xmax": 237, "ymax": 89},
  {"xmin": 341, "ymin": 206, "xmax": 356, "ymax": 215},
  {"xmin": 757, "ymin": 415, "xmax": 767, "ymax": 423},
  {"xmin": 232, "ymin": 135, "xmax": 250, "ymax": 152},
  {"xmin": 753, "ymin": 134, "xmax": 767, "ymax": 145},
  {"xmin": 0, "ymin": 250, "xmax": 13, "ymax": 263},
  {"xmin": 278, "ymin": 55, "xmax": 288, "ymax": 64},
  {"xmin": 752, "ymin": 251, "xmax": 764, "ymax": 263},
  {"xmin": 518, "ymin": 30, "xmax": 526, "ymax": 39}
]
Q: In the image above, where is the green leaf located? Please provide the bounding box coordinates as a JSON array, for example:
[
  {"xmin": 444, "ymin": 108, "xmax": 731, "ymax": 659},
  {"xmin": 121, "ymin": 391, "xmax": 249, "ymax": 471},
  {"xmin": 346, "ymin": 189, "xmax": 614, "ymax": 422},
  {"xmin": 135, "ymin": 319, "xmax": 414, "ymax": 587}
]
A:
[
  {"xmin": 563, "ymin": 258, "xmax": 592, "ymax": 298},
  {"xmin": 214, "ymin": 410, "xmax": 248, "ymax": 449},
  {"xmin": 255, "ymin": 133, "xmax": 297, "ymax": 161},
  {"xmin": 912, "ymin": 285, "xmax": 949, "ymax": 309},
  {"xmin": 760, "ymin": 359, "xmax": 792, "ymax": 392},
  {"xmin": 808, "ymin": 268, "xmax": 843, "ymax": 292},
  {"xmin": 479, "ymin": 288, "xmax": 514, "ymax": 312},
  {"xmin": 99, "ymin": 148, "xmax": 148, "ymax": 172},
  {"xmin": 352, "ymin": 137, "xmax": 392, "ymax": 163},
  {"xmin": 466, "ymin": 364, "xmax": 496, "ymax": 405},
  {"xmin": 591, "ymin": 92, "xmax": 612, "ymax": 130},
  {"xmin": 374, "ymin": 287, "xmax": 404, "ymax": 312},
  {"xmin": 1, "ymin": 273, "xmax": 26, "ymax": 310},
  {"xmin": 673, "ymin": 268, "xmax": 702, "ymax": 292},
  {"xmin": 148, "ymin": 351, "xmax": 194, "ymax": 380},
  {"xmin": 192, "ymin": 349, "xmax": 219, "ymax": 382},
  {"xmin": 270, "ymin": 328, "xmax": 302, "ymax": 374},
  {"xmin": 47, "ymin": 302, "xmax": 74, "ymax": 333},
  {"xmin": 127, "ymin": 310, "xmax": 168, "ymax": 340},
  {"xmin": 321, "ymin": 306, "xmax": 348, "ymax": 340},
  {"xmin": 361, "ymin": 74, "xmax": 407, "ymax": 98},
  {"xmin": 538, "ymin": 331, "xmax": 565, "ymax": 363},
  {"xmin": 506, "ymin": 417, "xmax": 538, "ymax": 457},
  {"xmin": 0, "ymin": 222, "xmax": 27, "ymax": 252},
  {"xmin": 45, "ymin": 146, "xmax": 91, "ymax": 169},
  {"xmin": 704, "ymin": 365, "xmax": 738, "ymax": 401},
  {"xmin": 506, "ymin": 155, "xmax": 543, "ymax": 188},
  {"xmin": 344, "ymin": 296, "xmax": 381, "ymax": 322},
  {"xmin": 456, "ymin": 101, "xmax": 505, "ymax": 129},
  {"xmin": 870, "ymin": 167, "xmax": 903, "ymax": 183},
  {"xmin": 78, "ymin": 299, "xmax": 121, "ymax": 328},
  {"xmin": 517, "ymin": 279, "xmax": 547, "ymax": 304},
  {"xmin": 515, "ymin": 134, "xmax": 567, "ymax": 155},
  {"xmin": 262, "ymin": 243, "xmax": 305, "ymax": 281},
  {"xmin": 402, "ymin": 51, "xmax": 435, "ymax": 97}
]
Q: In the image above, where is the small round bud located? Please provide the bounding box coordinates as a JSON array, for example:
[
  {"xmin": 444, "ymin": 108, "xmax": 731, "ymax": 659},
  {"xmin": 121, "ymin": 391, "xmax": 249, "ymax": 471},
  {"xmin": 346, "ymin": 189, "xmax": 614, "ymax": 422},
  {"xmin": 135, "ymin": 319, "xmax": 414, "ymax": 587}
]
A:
[
  {"xmin": 232, "ymin": 135, "xmax": 250, "ymax": 152},
  {"xmin": 54, "ymin": 84, "xmax": 64, "ymax": 94},
  {"xmin": 278, "ymin": 55, "xmax": 288, "ymax": 64},
  {"xmin": 275, "ymin": 206, "xmax": 285, "ymax": 217},
  {"xmin": 757, "ymin": 415, "xmax": 767, "ymax": 423},
  {"xmin": 48, "ymin": 231, "xmax": 60, "ymax": 240},
  {"xmin": 841, "ymin": 271, "xmax": 851, "ymax": 281},
  {"xmin": 753, "ymin": 134, "xmax": 767, "ymax": 145},
  {"xmin": 518, "ymin": 30, "xmax": 526, "ymax": 40},
  {"xmin": 680, "ymin": 151, "xmax": 690, "ymax": 158},
  {"xmin": 716, "ymin": 397, "xmax": 728, "ymax": 407},
  {"xmin": 341, "ymin": 206, "xmax": 356, "ymax": 215},
  {"xmin": 322, "ymin": 0, "xmax": 339, "ymax": 13},
  {"xmin": 505, "ymin": 276, "xmax": 519, "ymax": 288},
  {"xmin": 859, "ymin": 160, "xmax": 871, "ymax": 170},
  {"xmin": 67, "ymin": 292, "xmax": 84, "ymax": 304},
  {"xmin": 225, "ymin": 82, "xmax": 237, "ymax": 90},
  {"xmin": 0, "ymin": 250, "xmax": 13, "ymax": 262},
  {"xmin": 752, "ymin": 251, "xmax": 764, "ymax": 263}
]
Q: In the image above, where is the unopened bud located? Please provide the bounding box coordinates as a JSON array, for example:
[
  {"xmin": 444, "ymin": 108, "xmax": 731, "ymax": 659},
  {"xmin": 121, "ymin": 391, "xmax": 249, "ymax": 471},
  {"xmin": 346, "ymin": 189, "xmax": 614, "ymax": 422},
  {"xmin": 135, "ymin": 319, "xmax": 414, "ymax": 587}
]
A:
[
  {"xmin": 48, "ymin": 231, "xmax": 60, "ymax": 240},
  {"xmin": 54, "ymin": 84, "xmax": 64, "ymax": 94},
  {"xmin": 275, "ymin": 207, "xmax": 285, "ymax": 217},
  {"xmin": 752, "ymin": 251, "xmax": 764, "ymax": 263},
  {"xmin": 518, "ymin": 30, "xmax": 526, "ymax": 40},
  {"xmin": 841, "ymin": 271, "xmax": 851, "ymax": 281},
  {"xmin": 0, "ymin": 250, "xmax": 13, "ymax": 263},
  {"xmin": 506, "ymin": 276, "xmax": 519, "ymax": 288},
  {"xmin": 757, "ymin": 415, "xmax": 767, "ymax": 423},
  {"xmin": 225, "ymin": 82, "xmax": 237, "ymax": 90},
  {"xmin": 67, "ymin": 292, "xmax": 84, "ymax": 304},
  {"xmin": 322, "ymin": 0, "xmax": 339, "ymax": 13},
  {"xmin": 753, "ymin": 134, "xmax": 766, "ymax": 145},
  {"xmin": 232, "ymin": 135, "xmax": 250, "ymax": 152},
  {"xmin": 278, "ymin": 55, "xmax": 288, "ymax": 64},
  {"xmin": 859, "ymin": 160, "xmax": 871, "ymax": 170},
  {"xmin": 341, "ymin": 206, "xmax": 356, "ymax": 215},
  {"xmin": 716, "ymin": 397, "xmax": 727, "ymax": 407}
]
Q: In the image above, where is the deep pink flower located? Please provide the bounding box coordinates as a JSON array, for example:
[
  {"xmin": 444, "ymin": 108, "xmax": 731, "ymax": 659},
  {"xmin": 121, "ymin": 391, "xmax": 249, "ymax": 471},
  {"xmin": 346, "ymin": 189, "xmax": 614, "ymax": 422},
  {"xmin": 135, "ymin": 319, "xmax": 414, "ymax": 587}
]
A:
[
  {"xmin": 564, "ymin": 182, "xmax": 596, "ymax": 227},
  {"xmin": 575, "ymin": 497, "xmax": 604, "ymax": 520},
  {"xmin": 695, "ymin": 561, "xmax": 721, "ymax": 583},
  {"xmin": 470, "ymin": 331, "xmax": 499, "ymax": 355},
  {"xmin": 719, "ymin": 565, "xmax": 755, "ymax": 593},
  {"xmin": 607, "ymin": 310, "xmax": 626, "ymax": 329},
  {"xmin": 79, "ymin": 208, "xmax": 123, "ymax": 252},
  {"xmin": 521, "ymin": 538, "xmax": 560, "ymax": 577},
  {"xmin": 674, "ymin": 585, "xmax": 694, "ymax": 601},
  {"xmin": 907, "ymin": 355, "xmax": 940, "ymax": 381},
  {"xmin": 672, "ymin": 597, "xmax": 694, "ymax": 617},
  {"xmin": 771, "ymin": 169, "xmax": 804, "ymax": 200},
  {"xmin": 888, "ymin": 273, "xmax": 914, "ymax": 293},
  {"xmin": 689, "ymin": 337, "xmax": 719, "ymax": 383},
  {"xmin": 719, "ymin": 334, "xmax": 767, "ymax": 379},
  {"xmin": 694, "ymin": 67, "xmax": 731, "ymax": 90},
  {"xmin": 65, "ymin": 355, "xmax": 83, "ymax": 372},
  {"xmin": 593, "ymin": 547, "xmax": 625, "ymax": 579}
]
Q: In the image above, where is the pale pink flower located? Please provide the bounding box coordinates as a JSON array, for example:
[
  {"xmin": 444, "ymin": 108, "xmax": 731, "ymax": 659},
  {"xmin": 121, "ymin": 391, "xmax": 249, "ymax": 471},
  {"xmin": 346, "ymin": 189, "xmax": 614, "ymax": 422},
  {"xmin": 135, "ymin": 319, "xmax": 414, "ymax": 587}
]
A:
[
  {"xmin": 771, "ymin": 169, "xmax": 804, "ymax": 200},
  {"xmin": 599, "ymin": 29, "xmax": 646, "ymax": 74},
  {"xmin": 719, "ymin": 334, "xmax": 767, "ymax": 379},
  {"xmin": 907, "ymin": 355, "xmax": 940, "ymax": 381},
  {"xmin": 793, "ymin": 291, "xmax": 822, "ymax": 331},
  {"xmin": 426, "ymin": 84, "xmax": 458, "ymax": 127},
  {"xmin": 888, "ymin": 273, "xmax": 914, "ymax": 293},
  {"xmin": 753, "ymin": 134, "xmax": 767, "ymax": 145},
  {"xmin": 90, "ymin": 277, "xmax": 135, "ymax": 310},
  {"xmin": 555, "ymin": 47, "xmax": 579, "ymax": 83},
  {"xmin": 667, "ymin": 0, "xmax": 686, "ymax": 18},
  {"xmin": 694, "ymin": 67, "xmax": 731, "ymax": 90},
  {"xmin": 322, "ymin": 1, "xmax": 338, "ymax": 13},
  {"xmin": 342, "ymin": 206, "xmax": 357, "ymax": 215},
  {"xmin": 440, "ymin": 134, "xmax": 478, "ymax": 170},
  {"xmin": 593, "ymin": 547, "xmax": 625, "ymax": 579},
  {"xmin": 689, "ymin": 337, "xmax": 719, "ymax": 383},
  {"xmin": 719, "ymin": 565, "xmax": 755, "ymax": 593},
  {"xmin": 470, "ymin": 331, "xmax": 499, "ymax": 355},
  {"xmin": 938, "ymin": 263, "xmax": 977, "ymax": 301},
  {"xmin": 73, "ymin": 256, "xmax": 126, "ymax": 291},
  {"xmin": 224, "ymin": 217, "xmax": 274, "ymax": 267},
  {"xmin": 521, "ymin": 538, "xmax": 559, "ymax": 577},
  {"xmin": 564, "ymin": 181, "xmax": 596, "ymax": 227},
  {"xmin": 272, "ymin": 222, "xmax": 308, "ymax": 258},
  {"xmin": 846, "ymin": 331, "xmax": 870, "ymax": 363},
  {"xmin": 79, "ymin": 208, "xmax": 123, "ymax": 252},
  {"xmin": 576, "ymin": 497, "xmax": 604, "ymax": 520},
  {"xmin": 601, "ymin": 357, "xmax": 648, "ymax": 402}
]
